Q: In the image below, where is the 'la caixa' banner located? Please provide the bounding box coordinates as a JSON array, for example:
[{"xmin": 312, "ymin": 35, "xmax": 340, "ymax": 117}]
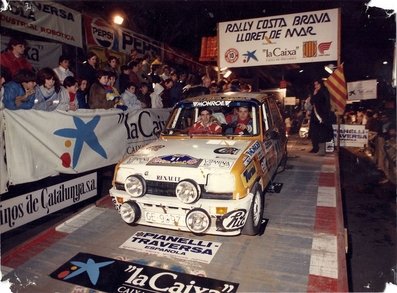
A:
[{"xmin": 51, "ymin": 252, "xmax": 239, "ymax": 293}]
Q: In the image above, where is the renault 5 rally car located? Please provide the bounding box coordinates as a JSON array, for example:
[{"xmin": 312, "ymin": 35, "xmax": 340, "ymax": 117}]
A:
[{"xmin": 110, "ymin": 93, "xmax": 287, "ymax": 236}]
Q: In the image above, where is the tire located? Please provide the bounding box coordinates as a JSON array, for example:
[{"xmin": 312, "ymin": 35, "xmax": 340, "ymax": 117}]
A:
[
  {"xmin": 242, "ymin": 183, "xmax": 264, "ymax": 235},
  {"xmin": 120, "ymin": 201, "xmax": 141, "ymax": 225}
]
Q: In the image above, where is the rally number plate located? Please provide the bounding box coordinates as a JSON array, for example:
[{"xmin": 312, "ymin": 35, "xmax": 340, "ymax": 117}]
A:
[{"xmin": 144, "ymin": 211, "xmax": 181, "ymax": 225}]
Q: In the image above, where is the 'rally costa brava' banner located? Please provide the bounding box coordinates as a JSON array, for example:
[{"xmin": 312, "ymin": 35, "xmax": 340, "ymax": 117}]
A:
[
  {"xmin": 218, "ymin": 8, "xmax": 339, "ymax": 68},
  {"xmin": 0, "ymin": 1, "xmax": 83, "ymax": 47},
  {"xmin": 0, "ymin": 173, "xmax": 97, "ymax": 233},
  {"xmin": 2, "ymin": 108, "xmax": 170, "ymax": 190}
]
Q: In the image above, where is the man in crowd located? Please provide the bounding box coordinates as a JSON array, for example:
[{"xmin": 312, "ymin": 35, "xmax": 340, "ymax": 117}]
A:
[
  {"xmin": 53, "ymin": 55, "xmax": 74, "ymax": 84},
  {"xmin": 0, "ymin": 38, "xmax": 33, "ymax": 78}
]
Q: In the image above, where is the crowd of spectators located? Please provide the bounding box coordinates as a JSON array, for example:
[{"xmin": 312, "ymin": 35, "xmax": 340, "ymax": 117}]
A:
[{"xmin": 0, "ymin": 38, "xmax": 252, "ymax": 112}]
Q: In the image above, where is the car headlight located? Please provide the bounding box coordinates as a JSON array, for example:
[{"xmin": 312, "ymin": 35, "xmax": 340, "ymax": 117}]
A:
[
  {"xmin": 175, "ymin": 180, "xmax": 201, "ymax": 204},
  {"xmin": 206, "ymin": 173, "xmax": 235, "ymax": 193},
  {"xmin": 185, "ymin": 208, "xmax": 210, "ymax": 233},
  {"xmin": 124, "ymin": 175, "xmax": 146, "ymax": 197}
]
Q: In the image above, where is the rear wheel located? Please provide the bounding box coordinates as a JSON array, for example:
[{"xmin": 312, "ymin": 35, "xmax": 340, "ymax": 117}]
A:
[
  {"xmin": 120, "ymin": 201, "xmax": 141, "ymax": 225},
  {"xmin": 242, "ymin": 183, "xmax": 264, "ymax": 235}
]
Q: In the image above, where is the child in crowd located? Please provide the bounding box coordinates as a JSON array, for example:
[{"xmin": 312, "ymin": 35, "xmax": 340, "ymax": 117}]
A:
[
  {"xmin": 58, "ymin": 76, "xmax": 79, "ymax": 111},
  {"xmin": 3, "ymin": 69, "xmax": 36, "ymax": 110},
  {"xmin": 88, "ymin": 70, "xmax": 117, "ymax": 109},
  {"xmin": 121, "ymin": 82, "xmax": 142, "ymax": 110}
]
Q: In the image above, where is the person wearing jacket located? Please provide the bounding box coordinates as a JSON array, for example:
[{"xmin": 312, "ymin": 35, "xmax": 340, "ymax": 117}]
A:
[
  {"xmin": 88, "ymin": 70, "xmax": 117, "ymax": 109},
  {"xmin": 57, "ymin": 76, "xmax": 79, "ymax": 111},
  {"xmin": 0, "ymin": 38, "xmax": 33, "ymax": 78},
  {"xmin": 121, "ymin": 82, "xmax": 142, "ymax": 110},
  {"xmin": 33, "ymin": 67, "xmax": 62, "ymax": 111},
  {"xmin": 150, "ymin": 82, "xmax": 164, "ymax": 108},
  {"xmin": 3, "ymin": 69, "xmax": 36, "ymax": 110}
]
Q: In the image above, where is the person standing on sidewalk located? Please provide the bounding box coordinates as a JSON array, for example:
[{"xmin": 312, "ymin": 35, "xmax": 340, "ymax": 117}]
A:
[{"xmin": 308, "ymin": 79, "xmax": 334, "ymax": 155}]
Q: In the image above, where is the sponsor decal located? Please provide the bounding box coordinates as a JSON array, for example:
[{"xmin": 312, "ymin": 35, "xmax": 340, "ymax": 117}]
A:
[
  {"xmin": 224, "ymin": 48, "xmax": 239, "ymax": 63},
  {"xmin": 156, "ymin": 175, "xmax": 181, "ymax": 182},
  {"xmin": 214, "ymin": 147, "xmax": 239, "ymax": 155},
  {"xmin": 303, "ymin": 41, "xmax": 317, "ymax": 58},
  {"xmin": 124, "ymin": 156, "xmax": 150, "ymax": 165},
  {"xmin": 202, "ymin": 159, "xmax": 233, "ymax": 169},
  {"xmin": 241, "ymin": 163, "xmax": 257, "ymax": 187},
  {"xmin": 192, "ymin": 100, "xmax": 232, "ymax": 107},
  {"xmin": 216, "ymin": 209, "xmax": 247, "ymax": 231},
  {"xmin": 244, "ymin": 141, "xmax": 261, "ymax": 157},
  {"xmin": 50, "ymin": 252, "xmax": 239, "ymax": 292},
  {"xmin": 242, "ymin": 50, "xmax": 258, "ymax": 63},
  {"xmin": 120, "ymin": 231, "xmax": 222, "ymax": 264},
  {"xmin": 145, "ymin": 145, "xmax": 165, "ymax": 151},
  {"xmin": 147, "ymin": 154, "xmax": 202, "ymax": 168},
  {"xmin": 243, "ymin": 155, "xmax": 252, "ymax": 167},
  {"xmin": 318, "ymin": 41, "xmax": 332, "ymax": 54},
  {"xmin": 0, "ymin": 173, "xmax": 97, "ymax": 233}
]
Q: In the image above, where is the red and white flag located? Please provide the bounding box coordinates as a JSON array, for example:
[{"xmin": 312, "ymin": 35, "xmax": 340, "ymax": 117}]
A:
[{"xmin": 324, "ymin": 63, "xmax": 348, "ymax": 115}]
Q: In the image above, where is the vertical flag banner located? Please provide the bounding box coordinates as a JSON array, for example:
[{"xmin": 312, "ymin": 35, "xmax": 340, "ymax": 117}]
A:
[{"xmin": 324, "ymin": 63, "xmax": 348, "ymax": 115}]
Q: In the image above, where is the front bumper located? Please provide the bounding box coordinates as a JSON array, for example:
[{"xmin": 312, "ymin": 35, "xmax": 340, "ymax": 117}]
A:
[{"xmin": 109, "ymin": 187, "xmax": 253, "ymax": 236}]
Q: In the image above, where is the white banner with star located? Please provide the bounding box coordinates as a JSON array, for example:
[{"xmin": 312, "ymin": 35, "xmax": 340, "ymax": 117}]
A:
[
  {"xmin": 218, "ymin": 8, "xmax": 339, "ymax": 68},
  {"xmin": 1, "ymin": 108, "xmax": 170, "ymax": 192}
]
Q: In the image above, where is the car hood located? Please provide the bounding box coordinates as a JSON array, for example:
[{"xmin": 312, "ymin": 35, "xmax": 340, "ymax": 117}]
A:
[{"xmin": 119, "ymin": 138, "xmax": 252, "ymax": 172}]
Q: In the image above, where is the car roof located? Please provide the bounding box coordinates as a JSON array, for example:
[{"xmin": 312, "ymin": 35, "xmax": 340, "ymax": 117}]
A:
[{"xmin": 181, "ymin": 92, "xmax": 271, "ymax": 104}]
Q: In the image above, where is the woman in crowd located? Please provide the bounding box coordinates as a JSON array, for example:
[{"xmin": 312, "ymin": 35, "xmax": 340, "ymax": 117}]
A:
[
  {"xmin": 78, "ymin": 52, "xmax": 98, "ymax": 87},
  {"xmin": 88, "ymin": 70, "xmax": 117, "ymax": 109},
  {"xmin": 103, "ymin": 56, "xmax": 119, "ymax": 87},
  {"xmin": 3, "ymin": 69, "xmax": 36, "ymax": 110},
  {"xmin": 33, "ymin": 67, "xmax": 62, "ymax": 111},
  {"xmin": 76, "ymin": 78, "xmax": 89, "ymax": 109},
  {"xmin": 137, "ymin": 82, "xmax": 151, "ymax": 108}
]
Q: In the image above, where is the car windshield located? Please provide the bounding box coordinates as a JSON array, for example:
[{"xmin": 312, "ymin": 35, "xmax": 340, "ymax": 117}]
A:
[{"xmin": 163, "ymin": 100, "xmax": 259, "ymax": 137}]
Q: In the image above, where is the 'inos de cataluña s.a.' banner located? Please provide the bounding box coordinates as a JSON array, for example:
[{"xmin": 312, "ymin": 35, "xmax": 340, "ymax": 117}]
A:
[
  {"xmin": 0, "ymin": 173, "xmax": 97, "ymax": 233},
  {"xmin": 1, "ymin": 108, "xmax": 170, "ymax": 193},
  {"xmin": 0, "ymin": 1, "xmax": 82, "ymax": 47},
  {"xmin": 218, "ymin": 8, "xmax": 339, "ymax": 68}
]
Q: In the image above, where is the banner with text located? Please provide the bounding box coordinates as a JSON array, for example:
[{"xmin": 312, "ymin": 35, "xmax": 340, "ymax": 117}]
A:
[
  {"xmin": 120, "ymin": 231, "xmax": 222, "ymax": 264},
  {"xmin": 0, "ymin": 173, "xmax": 97, "ymax": 233},
  {"xmin": 2, "ymin": 108, "xmax": 170, "ymax": 188},
  {"xmin": 1, "ymin": 1, "xmax": 82, "ymax": 47},
  {"xmin": 218, "ymin": 8, "xmax": 339, "ymax": 68},
  {"xmin": 347, "ymin": 79, "xmax": 377, "ymax": 101},
  {"xmin": 83, "ymin": 14, "xmax": 162, "ymax": 58},
  {"xmin": 50, "ymin": 252, "xmax": 239, "ymax": 293},
  {"xmin": 332, "ymin": 124, "xmax": 368, "ymax": 147}
]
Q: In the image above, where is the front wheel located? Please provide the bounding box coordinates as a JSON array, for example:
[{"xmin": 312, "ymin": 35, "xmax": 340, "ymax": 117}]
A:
[
  {"xmin": 120, "ymin": 201, "xmax": 141, "ymax": 225},
  {"xmin": 242, "ymin": 183, "xmax": 264, "ymax": 235}
]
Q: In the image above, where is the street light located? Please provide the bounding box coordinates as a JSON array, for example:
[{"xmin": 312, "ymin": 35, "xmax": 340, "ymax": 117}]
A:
[{"xmin": 113, "ymin": 15, "xmax": 124, "ymax": 25}]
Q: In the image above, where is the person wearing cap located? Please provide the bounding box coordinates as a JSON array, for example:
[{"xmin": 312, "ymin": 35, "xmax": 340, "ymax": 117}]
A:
[{"xmin": 189, "ymin": 108, "xmax": 222, "ymax": 135}]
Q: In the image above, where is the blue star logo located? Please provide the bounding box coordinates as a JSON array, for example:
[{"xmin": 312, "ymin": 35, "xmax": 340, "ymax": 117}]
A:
[
  {"xmin": 54, "ymin": 116, "xmax": 107, "ymax": 168},
  {"xmin": 64, "ymin": 258, "xmax": 114, "ymax": 285},
  {"xmin": 243, "ymin": 50, "xmax": 258, "ymax": 62}
]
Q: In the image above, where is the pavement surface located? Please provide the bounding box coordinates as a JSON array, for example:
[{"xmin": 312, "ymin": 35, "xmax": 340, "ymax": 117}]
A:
[
  {"xmin": 1, "ymin": 136, "xmax": 348, "ymax": 292},
  {"xmin": 339, "ymin": 147, "xmax": 396, "ymax": 292}
]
